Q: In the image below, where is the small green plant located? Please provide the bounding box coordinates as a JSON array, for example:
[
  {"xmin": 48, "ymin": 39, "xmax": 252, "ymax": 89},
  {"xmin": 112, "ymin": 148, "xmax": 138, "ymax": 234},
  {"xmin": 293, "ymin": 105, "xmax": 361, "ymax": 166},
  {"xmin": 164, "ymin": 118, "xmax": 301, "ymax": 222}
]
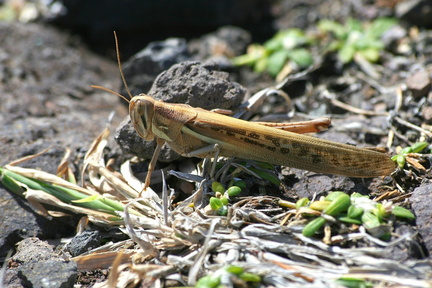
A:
[
  {"xmin": 207, "ymin": 160, "xmax": 281, "ymax": 215},
  {"xmin": 0, "ymin": 167, "xmax": 117, "ymax": 214},
  {"xmin": 196, "ymin": 265, "xmax": 261, "ymax": 288},
  {"xmin": 391, "ymin": 141, "xmax": 429, "ymax": 169},
  {"xmin": 208, "ymin": 180, "xmax": 244, "ymax": 216},
  {"xmin": 318, "ymin": 17, "xmax": 396, "ymax": 64},
  {"xmin": 232, "ymin": 28, "xmax": 313, "ymax": 79},
  {"xmin": 299, "ymin": 191, "xmax": 415, "ymax": 240}
]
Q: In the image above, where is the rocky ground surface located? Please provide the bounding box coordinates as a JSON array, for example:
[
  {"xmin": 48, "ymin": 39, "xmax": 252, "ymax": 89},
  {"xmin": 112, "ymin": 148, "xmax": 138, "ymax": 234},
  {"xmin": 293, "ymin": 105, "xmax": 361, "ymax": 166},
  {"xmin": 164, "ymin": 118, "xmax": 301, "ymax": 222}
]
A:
[{"xmin": 1, "ymin": 0, "xmax": 432, "ymax": 287}]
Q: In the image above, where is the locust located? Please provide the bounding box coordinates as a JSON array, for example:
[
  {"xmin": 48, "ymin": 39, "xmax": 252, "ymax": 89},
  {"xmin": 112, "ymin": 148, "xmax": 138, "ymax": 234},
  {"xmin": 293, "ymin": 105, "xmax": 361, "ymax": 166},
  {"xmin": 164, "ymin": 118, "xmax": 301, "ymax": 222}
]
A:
[{"xmin": 93, "ymin": 34, "xmax": 396, "ymax": 190}]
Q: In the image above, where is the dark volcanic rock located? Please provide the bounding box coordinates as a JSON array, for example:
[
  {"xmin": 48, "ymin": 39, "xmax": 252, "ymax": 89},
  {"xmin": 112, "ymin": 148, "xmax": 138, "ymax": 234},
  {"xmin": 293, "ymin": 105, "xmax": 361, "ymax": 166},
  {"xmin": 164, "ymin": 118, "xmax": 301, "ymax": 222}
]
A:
[
  {"xmin": 115, "ymin": 61, "xmax": 246, "ymax": 161},
  {"xmin": 148, "ymin": 61, "xmax": 245, "ymax": 109},
  {"xmin": 410, "ymin": 183, "xmax": 432, "ymax": 256},
  {"xmin": 65, "ymin": 230, "xmax": 102, "ymax": 257},
  {"xmin": 120, "ymin": 38, "xmax": 191, "ymax": 97},
  {"xmin": 18, "ymin": 260, "xmax": 77, "ymax": 288},
  {"xmin": 6, "ymin": 237, "xmax": 77, "ymax": 288}
]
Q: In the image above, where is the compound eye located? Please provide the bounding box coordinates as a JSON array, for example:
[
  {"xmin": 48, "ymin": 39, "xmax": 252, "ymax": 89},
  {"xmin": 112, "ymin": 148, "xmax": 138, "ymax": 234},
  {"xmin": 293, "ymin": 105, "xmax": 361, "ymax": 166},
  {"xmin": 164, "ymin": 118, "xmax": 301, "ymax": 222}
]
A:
[{"xmin": 129, "ymin": 97, "xmax": 154, "ymax": 140}]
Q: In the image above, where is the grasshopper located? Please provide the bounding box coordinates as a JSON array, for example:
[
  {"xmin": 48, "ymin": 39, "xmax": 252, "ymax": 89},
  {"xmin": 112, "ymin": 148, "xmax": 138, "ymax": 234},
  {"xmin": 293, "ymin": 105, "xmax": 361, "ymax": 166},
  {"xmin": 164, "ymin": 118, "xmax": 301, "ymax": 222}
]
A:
[
  {"xmin": 94, "ymin": 34, "xmax": 396, "ymax": 190},
  {"xmin": 126, "ymin": 95, "xmax": 395, "ymax": 189}
]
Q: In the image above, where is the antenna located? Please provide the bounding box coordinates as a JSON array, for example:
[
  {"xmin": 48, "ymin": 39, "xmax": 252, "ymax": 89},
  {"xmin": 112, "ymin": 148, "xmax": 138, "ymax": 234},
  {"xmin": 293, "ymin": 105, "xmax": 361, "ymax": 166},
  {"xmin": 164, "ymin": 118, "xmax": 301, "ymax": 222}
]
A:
[
  {"xmin": 90, "ymin": 31, "xmax": 132, "ymax": 104},
  {"xmin": 90, "ymin": 85, "xmax": 130, "ymax": 103},
  {"xmin": 114, "ymin": 31, "xmax": 133, "ymax": 100}
]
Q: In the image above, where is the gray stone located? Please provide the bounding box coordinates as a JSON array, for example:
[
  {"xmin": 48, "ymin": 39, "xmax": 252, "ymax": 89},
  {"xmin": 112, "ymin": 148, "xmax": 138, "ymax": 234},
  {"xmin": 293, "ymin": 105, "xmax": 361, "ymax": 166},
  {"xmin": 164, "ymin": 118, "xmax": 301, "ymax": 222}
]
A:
[
  {"xmin": 120, "ymin": 38, "xmax": 191, "ymax": 97},
  {"xmin": 406, "ymin": 69, "xmax": 431, "ymax": 99},
  {"xmin": 65, "ymin": 230, "xmax": 102, "ymax": 257},
  {"xmin": 115, "ymin": 61, "xmax": 246, "ymax": 161},
  {"xmin": 410, "ymin": 183, "xmax": 432, "ymax": 256},
  {"xmin": 18, "ymin": 260, "xmax": 77, "ymax": 288},
  {"xmin": 7, "ymin": 238, "xmax": 77, "ymax": 288},
  {"xmin": 148, "ymin": 61, "xmax": 245, "ymax": 109}
]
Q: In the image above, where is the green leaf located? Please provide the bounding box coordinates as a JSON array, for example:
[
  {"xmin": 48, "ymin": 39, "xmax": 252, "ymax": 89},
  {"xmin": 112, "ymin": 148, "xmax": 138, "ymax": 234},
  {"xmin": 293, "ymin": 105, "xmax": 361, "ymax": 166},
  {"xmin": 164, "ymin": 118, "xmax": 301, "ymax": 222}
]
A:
[
  {"xmin": 288, "ymin": 48, "xmax": 313, "ymax": 68},
  {"xmin": 359, "ymin": 48, "xmax": 380, "ymax": 63},
  {"xmin": 0, "ymin": 171, "xmax": 26, "ymax": 197},
  {"xmin": 361, "ymin": 212, "xmax": 382, "ymax": 229},
  {"xmin": 254, "ymin": 56, "xmax": 268, "ymax": 73},
  {"xmin": 231, "ymin": 44, "xmax": 266, "ymax": 66},
  {"xmin": 336, "ymin": 277, "xmax": 373, "ymax": 288},
  {"xmin": 338, "ymin": 43, "xmax": 356, "ymax": 63},
  {"xmin": 72, "ymin": 194, "xmax": 100, "ymax": 203},
  {"xmin": 338, "ymin": 216, "xmax": 363, "ymax": 225},
  {"xmin": 400, "ymin": 146, "xmax": 414, "ymax": 154},
  {"xmin": 240, "ymin": 272, "xmax": 261, "ymax": 282},
  {"xmin": 411, "ymin": 142, "xmax": 429, "ymax": 153},
  {"xmin": 392, "ymin": 205, "xmax": 415, "ymax": 220},
  {"xmin": 296, "ymin": 198, "xmax": 309, "ymax": 209},
  {"xmin": 264, "ymin": 31, "xmax": 285, "ymax": 51},
  {"xmin": 367, "ymin": 17, "xmax": 397, "ymax": 39},
  {"xmin": 323, "ymin": 193, "xmax": 351, "ymax": 216},
  {"xmin": 196, "ymin": 275, "xmax": 220, "ymax": 288},
  {"xmin": 396, "ymin": 154, "xmax": 406, "ymax": 169},
  {"xmin": 220, "ymin": 196, "xmax": 228, "ymax": 206},
  {"xmin": 249, "ymin": 167, "xmax": 281, "ymax": 186},
  {"xmin": 225, "ymin": 265, "xmax": 244, "ymax": 275},
  {"xmin": 347, "ymin": 205, "xmax": 364, "ymax": 219},
  {"xmin": 302, "ymin": 216, "xmax": 326, "ymax": 237},
  {"xmin": 325, "ymin": 191, "xmax": 347, "ymax": 201},
  {"xmin": 211, "ymin": 182, "xmax": 225, "ymax": 193},
  {"xmin": 210, "ymin": 197, "xmax": 223, "ymax": 210},
  {"xmin": 226, "ymin": 186, "xmax": 242, "ymax": 197},
  {"xmin": 318, "ymin": 19, "xmax": 347, "ymax": 39},
  {"xmin": 266, "ymin": 49, "xmax": 290, "ymax": 77},
  {"xmin": 346, "ymin": 18, "xmax": 362, "ymax": 33}
]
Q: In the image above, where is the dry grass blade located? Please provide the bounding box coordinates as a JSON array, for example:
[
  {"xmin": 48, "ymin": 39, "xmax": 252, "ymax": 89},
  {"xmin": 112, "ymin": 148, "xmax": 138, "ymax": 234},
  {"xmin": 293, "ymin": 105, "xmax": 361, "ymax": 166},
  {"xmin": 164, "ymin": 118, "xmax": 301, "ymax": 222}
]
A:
[
  {"xmin": 81, "ymin": 126, "xmax": 110, "ymax": 186},
  {"xmin": 122, "ymin": 200, "xmax": 159, "ymax": 258},
  {"xmin": 330, "ymin": 97, "xmax": 388, "ymax": 116},
  {"xmin": 119, "ymin": 160, "xmax": 161, "ymax": 202},
  {"xmin": 89, "ymin": 161, "xmax": 162, "ymax": 216},
  {"xmin": 56, "ymin": 148, "xmax": 76, "ymax": 184},
  {"xmin": 6, "ymin": 146, "xmax": 51, "ymax": 166},
  {"xmin": 73, "ymin": 250, "xmax": 136, "ymax": 271},
  {"xmin": 188, "ymin": 219, "xmax": 220, "ymax": 286},
  {"xmin": 107, "ymin": 250, "xmax": 124, "ymax": 288}
]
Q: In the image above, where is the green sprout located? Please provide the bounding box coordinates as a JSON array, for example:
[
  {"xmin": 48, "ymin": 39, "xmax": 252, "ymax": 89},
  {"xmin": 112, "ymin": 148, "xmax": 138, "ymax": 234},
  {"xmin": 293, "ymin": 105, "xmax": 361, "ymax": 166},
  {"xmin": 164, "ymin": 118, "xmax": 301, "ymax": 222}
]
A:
[
  {"xmin": 196, "ymin": 265, "xmax": 261, "ymax": 288},
  {"xmin": 391, "ymin": 141, "xmax": 429, "ymax": 169},
  {"xmin": 232, "ymin": 28, "xmax": 313, "ymax": 79},
  {"xmin": 207, "ymin": 160, "xmax": 280, "ymax": 216},
  {"xmin": 318, "ymin": 17, "xmax": 396, "ymax": 64},
  {"xmin": 208, "ymin": 181, "xmax": 244, "ymax": 216},
  {"xmin": 300, "ymin": 191, "xmax": 415, "ymax": 239}
]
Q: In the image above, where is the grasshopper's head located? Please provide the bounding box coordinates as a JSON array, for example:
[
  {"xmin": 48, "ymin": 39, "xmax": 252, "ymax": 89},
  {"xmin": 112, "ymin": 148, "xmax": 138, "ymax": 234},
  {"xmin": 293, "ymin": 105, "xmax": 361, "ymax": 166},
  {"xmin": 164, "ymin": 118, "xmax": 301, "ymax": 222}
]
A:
[{"xmin": 129, "ymin": 94, "xmax": 155, "ymax": 141}]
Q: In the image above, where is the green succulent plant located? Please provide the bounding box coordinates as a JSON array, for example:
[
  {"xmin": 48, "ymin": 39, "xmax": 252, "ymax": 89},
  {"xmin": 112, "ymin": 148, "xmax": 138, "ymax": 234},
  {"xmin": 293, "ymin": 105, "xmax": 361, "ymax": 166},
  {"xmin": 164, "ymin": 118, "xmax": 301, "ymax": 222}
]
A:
[
  {"xmin": 318, "ymin": 17, "xmax": 397, "ymax": 64},
  {"xmin": 300, "ymin": 191, "xmax": 415, "ymax": 240},
  {"xmin": 232, "ymin": 28, "xmax": 314, "ymax": 79}
]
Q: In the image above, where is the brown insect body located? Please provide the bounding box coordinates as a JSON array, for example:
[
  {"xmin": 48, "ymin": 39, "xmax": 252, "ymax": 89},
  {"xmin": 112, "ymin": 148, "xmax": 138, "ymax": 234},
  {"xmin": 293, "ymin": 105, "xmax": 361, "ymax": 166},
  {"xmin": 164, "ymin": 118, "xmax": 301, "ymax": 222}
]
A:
[{"xmin": 130, "ymin": 94, "xmax": 396, "ymax": 179}]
